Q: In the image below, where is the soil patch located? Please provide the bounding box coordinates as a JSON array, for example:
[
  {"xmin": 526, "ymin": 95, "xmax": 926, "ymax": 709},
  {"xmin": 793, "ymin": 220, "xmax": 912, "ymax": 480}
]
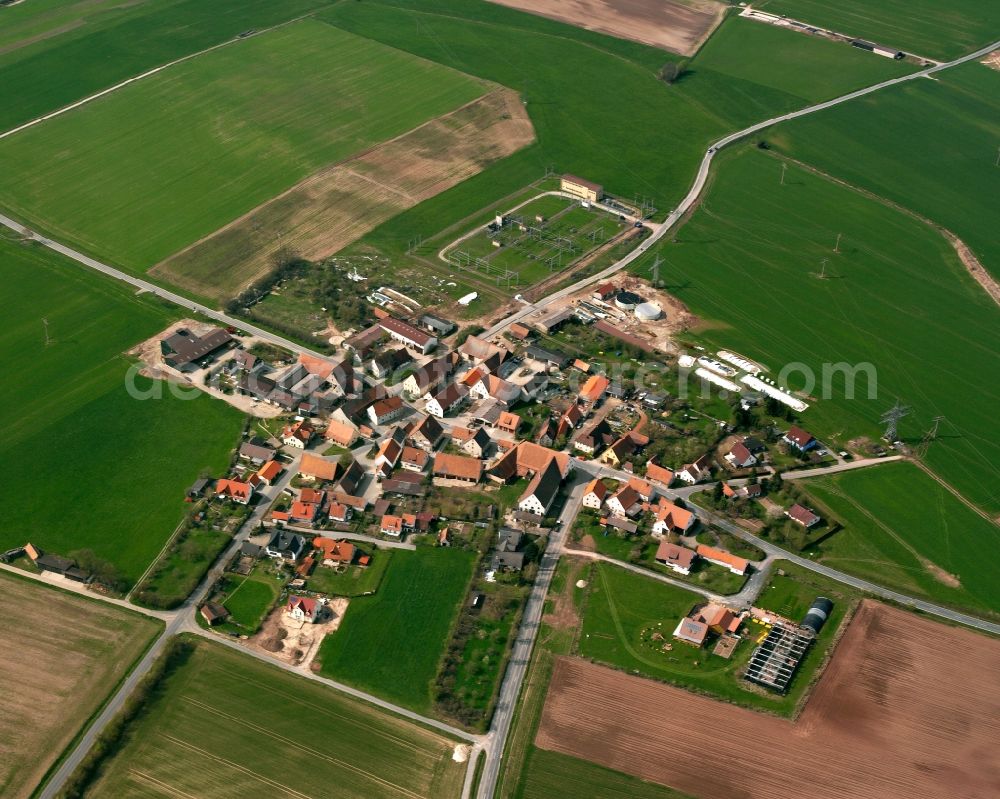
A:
[
  {"xmin": 247, "ymin": 596, "xmax": 349, "ymax": 668},
  {"xmin": 486, "ymin": 0, "xmax": 726, "ymax": 56},
  {"xmin": 536, "ymin": 601, "xmax": 1000, "ymax": 799}
]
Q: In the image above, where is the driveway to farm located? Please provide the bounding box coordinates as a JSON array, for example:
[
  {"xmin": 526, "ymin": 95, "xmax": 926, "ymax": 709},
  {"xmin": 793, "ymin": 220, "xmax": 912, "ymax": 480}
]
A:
[{"xmin": 482, "ymin": 36, "xmax": 1000, "ymax": 340}]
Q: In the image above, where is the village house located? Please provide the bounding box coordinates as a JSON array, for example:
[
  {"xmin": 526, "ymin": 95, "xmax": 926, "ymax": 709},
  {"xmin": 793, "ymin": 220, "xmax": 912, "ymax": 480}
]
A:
[
  {"xmin": 524, "ymin": 343, "xmax": 569, "ymax": 369},
  {"xmin": 600, "ymin": 431, "xmax": 647, "ymax": 468},
  {"xmin": 323, "ymin": 417, "xmax": 359, "ymax": 449},
  {"xmin": 374, "ymin": 427, "xmax": 407, "ymax": 474},
  {"xmin": 724, "ymin": 441, "xmax": 758, "ymax": 469},
  {"xmin": 602, "ymin": 515, "xmax": 638, "ymax": 534},
  {"xmin": 327, "ymin": 501, "xmax": 352, "ymax": 523},
  {"xmin": 281, "ymin": 420, "xmax": 314, "ymax": 449},
  {"xmin": 470, "ymin": 374, "xmax": 521, "ymax": 405},
  {"xmin": 677, "ymin": 453, "xmax": 713, "ymax": 484},
  {"xmin": 312, "ymin": 537, "xmax": 355, "ymax": 567},
  {"xmin": 200, "ymin": 602, "xmax": 229, "ymax": 626},
  {"xmin": 382, "ymin": 471, "xmax": 426, "ymax": 497},
  {"xmin": 493, "ymin": 528, "xmax": 525, "ymax": 571},
  {"xmin": 606, "ymin": 485, "xmax": 642, "ymax": 518},
  {"xmin": 457, "ymin": 427, "xmax": 493, "ymax": 459},
  {"xmin": 517, "ymin": 458, "xmax": 563, "ymax": 517},
  {"xmin": 400, "ymin": 445, "xmax": 429, "ymax": 472},
  {"xmin": 286, "ymin": 499, "xmax": 322, "ymax": 526},
  {"xmin": 655, "ymin": 541, "xmax": 697, "ymax": 575},
  {"xmin": 299, "ymin": 452, "xmax": 337, "ymax": 482},
  {"xmin": 652, "ymin": 499, "xmax": 696, "ymax": 536},
  {"xmin": 627, "ymin": 477, "xmax": 655, "ymax": 502},
  {"xmin": 696, "ymin": 544, "xmax": 749, "ymax": 575},
  {"xmin": 256, "ymin": 460, "xmax": 282, "ymax": 486},
  {"xmin": 582, "ymin": 478, "xmax": 608, "ymax": 510},
  {"xmin": 496, "ymin": 411, "xmax": 521, "ymax": 437},
  {"xmin": 783, "ymin": 425, "xmax": 817, "ymax": 452},
  {"xmin": 574, "ymin": 418, "xmax": 615, "ymax": 455},
  {"xmin": 488, "ymin": 441, "xmax": 571, "ymax": 484},
  {"xmin": 265, "ymin": 530, "xmax": 306, "ymax": 561},
  {"xmin": 645, "ymin": 461, "xmax": 675, "ymax": 486},
  {"xmin": 369, "ymin": 348, "xmax": 412, "ymax": 380},
  {"xmin": 239, "ymin": 439, "xmax": 275, "ymax": 465},
  {"xmin": 407, "ymin": 413, "xmax": 444, "ymax": 451},
  {"xmin": 433, "ymin": 453, "xmax": 483, "ymax": 485},
  {"xmin": 786, "ymin": 503, "xmax": 821, "ymax": 527},
  {"xmin": 673, "ymin": 617, "xmax": 709, "ymax": 647},
  {"xmin": 425, "ymin": 383, "xmax": 469, "ymax": 418},
  {"xmin": 556, "ymin": 402, "xmax": 584, "ymax": 439},
  {"xmin": 335, "ymin": 458, "xmax": 365, "ymax": 496},
  {"xmin": 508, "ymin": 322, "xmax": 532, "ymax": 341},
  {"xmin": 286, "ymin": 595, "xmax": 320, "ymax": 623},
  {"xmin": 401, "ymin": 352, "xmax": 458, "ymax": 397},
  {"xmin": 579, "ymin": 374, "xmax": 611, "ymax": 406},
  {"xmin": 378, "ymin": 316, "xmax": 437, "ymax": 354},
  {"xmin": 215, "ymin": 476, "xmax": 259, "ymax": 505},
  {"xmin": 368, "ymin": 396, "xmax": 405, "ymax": 427}
]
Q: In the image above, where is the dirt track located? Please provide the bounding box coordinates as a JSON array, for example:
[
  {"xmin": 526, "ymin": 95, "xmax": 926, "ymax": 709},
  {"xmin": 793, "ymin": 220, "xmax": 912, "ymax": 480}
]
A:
[
  {"xmin": 487, "ymin": 0, "xmax": 725, "ymax": 55},
  {"xmin": 536, "ymin": 600, "xmax": 1000, "ymax": 799}
]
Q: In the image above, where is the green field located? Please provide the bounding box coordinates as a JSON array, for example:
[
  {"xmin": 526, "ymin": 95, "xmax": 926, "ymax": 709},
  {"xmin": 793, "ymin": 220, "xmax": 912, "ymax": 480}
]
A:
[
  {"xmin": 769, "ymin": 63, "xmax": 1000, "ymax": 281},
  {"xmin": 217, "ymin": 572, "xmax": 281, "ymax": 632},
  {"xmin": 633, "ymin": 146, "xmax": 1000, "ymax": 513},
  {"xmin": 0, "ymin": 0, "xmax": 332, "ymax": 132},
  {"xmin": 0, "ymin": 571, "xmax": 161, "ymax": 799},
  {"xmin": 689, "ymin": 15, "xmax": 913, "ymax": 106},
  {"xmin": 578, "ymin": 560, "xmax": 851, "ymax": 715},
  {"xmin": 800, "ymin": 461, "xmax": 1000, "ymax": 617},
  {"xmin": 0, "ymin": 19, "xmax": 486, "ymax": 273},
  {"xmin": 0, "ymin": 237, "xmax": 244, "ymax": 584},
  {"xmin": 518, "ymin": 747, "xmax": 692, "ymax": 799},
  {"xmin": 758, "ymin": 0, "xmax": 1000, "ymax": 60},
  {"xmin": 318, "ymin": 547, "xmax": 475, "ymax": 713},
  {"xmin": 86, "ymin": 637, "xmax": 466, "ymax": 799}
]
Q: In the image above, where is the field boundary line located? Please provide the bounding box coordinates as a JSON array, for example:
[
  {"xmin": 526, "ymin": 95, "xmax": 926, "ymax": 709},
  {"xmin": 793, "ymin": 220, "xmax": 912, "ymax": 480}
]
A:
[
  {"xmin": 0, "ymin": 13, "xmax": 316, "ymax": 141},
  {"xmin": 129, "ymin": 770, "xmax": 200, "ymax": 799}
]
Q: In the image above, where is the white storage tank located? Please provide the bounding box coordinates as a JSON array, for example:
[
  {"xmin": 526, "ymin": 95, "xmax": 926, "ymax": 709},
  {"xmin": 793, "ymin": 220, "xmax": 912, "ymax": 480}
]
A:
[{"xmin": 635, "ymin": 302, "xmax": 662, "ymax": 321}]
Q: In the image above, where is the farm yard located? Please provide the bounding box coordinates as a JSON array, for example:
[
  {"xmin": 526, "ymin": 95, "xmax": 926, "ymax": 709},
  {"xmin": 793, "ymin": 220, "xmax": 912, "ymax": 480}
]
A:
[
  {"xmin": 0, "ymin": 571, "xmax": 161, "ymax": 799},
  {"xmin": 0, "ymin": 19, "xmax": 487, "ymax": 277},
  {"xmin": 576, "ymin": 560, "xmax": 851, "ymax": 714},
  {"xmin": 536, "ymin": 601, "xmax": 1000, "ymax": 799},
  {"xmin": 800, "ymin": 461, "xmax": 1000, "ymax": 617},
  {"xmin": 317, "ymin": 547, "xmax": 476, "ymax": 714},
  {"xmin": 633, "ymin": 146, "xmax": 1000, "ymax": 514},
  {"xmin": 153, "ymin": 87, "xmax": 535, "ymax": 301},
  {"xmin": 769, "ymin": 62, "xmax": 1000, "ymax": 282},
  {"xmin": 756, "ymin": 0, "xmax": 1000, "ymax": 60},
  {"xmin": 0, "ymin": 238, "xmax": 244, "ymax": 585},
  {"xmin": 0, "ymin": 0, "xmax": 332, "ymax": 132},
  {"xmin": 486, "ymin": 0, "xmax": 726, "ymax": 56},
  {"xmin": 85, "ymin": 638, "xmax": 467, "ymax": 799}
]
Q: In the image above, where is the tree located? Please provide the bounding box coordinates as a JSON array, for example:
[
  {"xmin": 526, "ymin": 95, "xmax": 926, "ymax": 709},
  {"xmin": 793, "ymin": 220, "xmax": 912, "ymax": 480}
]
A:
[
  {"xmin": 712, "ymin": 480, "xmax": 725, "ymax": 502},
  {"xmin": 659, "ymin": 61, "xmax": 682, "ymax": 84},
  {"xmin": 768, "ymin": 470, "xmax": 783, "ymax": 494}
]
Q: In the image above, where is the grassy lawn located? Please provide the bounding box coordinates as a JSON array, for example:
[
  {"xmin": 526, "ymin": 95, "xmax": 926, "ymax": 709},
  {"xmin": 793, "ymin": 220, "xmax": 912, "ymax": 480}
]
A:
[
  {"xmin": 0, "ymin": 19, "xmax": 486, "ymax": 273},
  {"xmin": 518, "ymin": 747, "xmax": 692, "ymax": 799},
  {"xmin": 632, "ymin": 146, "xmax": 1000, "ymax": 514},
  {"xmin": 306, "ymin": 548, "xmax": 393, "ymax": 597},
  {"xmin": 769, "ymin": 63, "xmax": 1000, "ymax": 281},
  {"xmin": 318, "ymin": 547, "xmax": 476, "ymax": 713},
  {"xmin": 216, "ymin": 572, "xmax": 281, "ymax": 633},
  {"xmin": 0, "ymin": 570, "xmax": 161, "ymax": 799},
  {"xmin": 799, "ymin": 461, "xmax": 1000, "ymax": 617},
  {"xmin": 0, "ymin": 0, "xmax": 332, "ymax": 132},
  {"xmin": 86, "ymin": 637, "xmax": 466, "ymax": 799},
  {"xmin": 0, "ymin": 239, "xmax": 244, "ymax": 585},
  {"xmin": 578, "ymin": 560, "xmax": 853, "ymax": 715},
  {"xmin": 757, "ymin": 0, "xmax": 1000, "ymax": 60}
]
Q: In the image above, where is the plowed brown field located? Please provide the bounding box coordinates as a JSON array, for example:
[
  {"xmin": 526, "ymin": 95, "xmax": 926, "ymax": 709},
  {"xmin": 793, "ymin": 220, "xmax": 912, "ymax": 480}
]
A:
[
  {"xmin": 487, "ymin": 0, "xmax": 725, "ymax": 55},
  {"xmin": 537, "ymin": 601, "xmax": 1000, "ymax": 799}
]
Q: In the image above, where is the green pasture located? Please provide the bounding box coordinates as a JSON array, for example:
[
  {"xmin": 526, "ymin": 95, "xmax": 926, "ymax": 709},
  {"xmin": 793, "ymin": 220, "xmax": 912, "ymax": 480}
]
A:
[
  {"xmin": 0, "ymin": 237, "xmax": 244, "ymax": 584},
  {"xmin": 318, "ymin": 547, "xmax": 475, "ymax": 713},
  {"xmin": 800, "ymin": 461, "xmax": 1000, "ymax": 617},
  {"xmin": 769, "ymin": 63, "xmax": 1000, "ymax": 281},
  {"xmin": 0, "ymin": 0, "xmax": 332, "ymax": 132}
]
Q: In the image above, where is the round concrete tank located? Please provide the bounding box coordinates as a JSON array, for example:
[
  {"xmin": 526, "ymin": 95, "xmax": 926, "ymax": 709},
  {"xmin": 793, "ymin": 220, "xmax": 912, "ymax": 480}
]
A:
[
  {"xmin": 635, "ymin": 302, "xmax": 662, "ymax": 321},
  {"xmin": 615, "ymin": 290, "xmax": 643, "ymax": 310}
]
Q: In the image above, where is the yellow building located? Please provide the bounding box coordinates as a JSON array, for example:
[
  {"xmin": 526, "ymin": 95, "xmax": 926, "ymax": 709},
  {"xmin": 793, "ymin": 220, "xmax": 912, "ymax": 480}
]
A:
[{"xmin": 561, "ymin": 174, "xmax": 603, "ymax": 203}]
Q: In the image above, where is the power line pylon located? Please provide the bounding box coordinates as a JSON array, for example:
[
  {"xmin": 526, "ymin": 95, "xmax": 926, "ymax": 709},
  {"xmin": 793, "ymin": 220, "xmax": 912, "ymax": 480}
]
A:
[{"xmin": 880, "ymin": 399, "xmax": 910, "ymax": 441}]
